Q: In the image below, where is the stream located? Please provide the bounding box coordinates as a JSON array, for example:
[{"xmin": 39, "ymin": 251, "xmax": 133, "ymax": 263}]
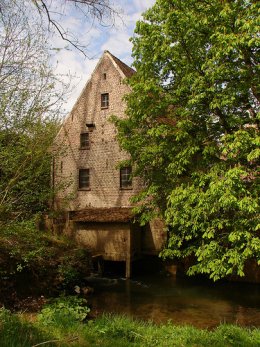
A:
[{"xmin": 88, "ymin": 270, "xmax": 260, "ymax": 329}]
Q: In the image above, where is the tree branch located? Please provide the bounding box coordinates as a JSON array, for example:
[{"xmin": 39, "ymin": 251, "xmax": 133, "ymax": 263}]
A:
[{"xmin": 32, "ymin": 0, "xmax": 119, "ymax": 57}]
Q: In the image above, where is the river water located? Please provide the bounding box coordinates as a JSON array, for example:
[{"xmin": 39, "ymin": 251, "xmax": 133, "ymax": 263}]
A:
[{"xmin": 88, "ymin": 271, "xmax": 260, "ymax": 329}]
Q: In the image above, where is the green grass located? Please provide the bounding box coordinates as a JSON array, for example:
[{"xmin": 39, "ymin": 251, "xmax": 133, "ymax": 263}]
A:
[{"xmin": 1, "ymin": 306, "xmax": 260, "ymax": 347}]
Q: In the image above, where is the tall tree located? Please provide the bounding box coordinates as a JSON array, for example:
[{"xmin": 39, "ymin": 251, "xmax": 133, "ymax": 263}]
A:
[
  {"xmin": 114, "ymin": 0, "xmax": 260, "ymax": 280},
  {"xmin": 0, "ymin": 0, "xmax": 63, "ymax": 224}
]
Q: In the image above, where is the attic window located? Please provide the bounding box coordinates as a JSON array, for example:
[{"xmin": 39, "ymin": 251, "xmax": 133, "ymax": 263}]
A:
[
  {"xmin": 103, "ymin": 73, "xmax": 107, "ymax": 80},
  {"xmin": 101, "ymin": 93, "xmax": 109, "ymax": 109}
]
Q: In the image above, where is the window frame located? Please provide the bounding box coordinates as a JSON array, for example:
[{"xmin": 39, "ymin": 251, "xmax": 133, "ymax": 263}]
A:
[
  {"xmin": 80, "ymin": 132, "xmax": 90, "ymax": 149},
  {"xmin": 78, "ymin": 168, "xmax": 90, "ymax": 190},
  {"xmin": 101, "ymin": 93, "xmax": 109, "ymax": 109},
  {"xmin": 120, "ymin": 166, "xmax": 132, "ymax": 190}
]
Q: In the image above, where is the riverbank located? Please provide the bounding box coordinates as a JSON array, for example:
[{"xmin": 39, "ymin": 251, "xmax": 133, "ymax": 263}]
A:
[
  {"xmin": 1, "ymin": 305, "xmax": 260, "ymax": 347},
  {"xmin": 0, "ymin": 221, "xmax": 92, "ymax": 309}
]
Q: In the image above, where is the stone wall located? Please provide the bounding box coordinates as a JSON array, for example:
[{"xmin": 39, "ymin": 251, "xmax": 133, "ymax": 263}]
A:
[
  {"xmin": 54, "ymin": 52, "xmax": 143, "ymax": 211},
  {"xmin": 53, "ymin": 52, "xmax": 165, "ymax": 261},
  {"xmin": 142, "ymin": 219, "xmax": 167, "ymax": 255}
]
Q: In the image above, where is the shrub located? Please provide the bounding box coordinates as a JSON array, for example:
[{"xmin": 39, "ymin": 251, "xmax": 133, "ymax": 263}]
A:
[{"xmin": 38, "ymin": 295, "xmax": 90, "ymax": 328}]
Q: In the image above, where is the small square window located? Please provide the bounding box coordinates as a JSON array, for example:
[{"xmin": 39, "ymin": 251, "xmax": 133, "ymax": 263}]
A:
[
  {"xmin": 120, "ymin": 167, "xmax": 132, "ymax": 189},
  {"xmin": 80, "ymin": 133, "xmax": 89, "ymax": 149},
  {"xmin": 79, "ymin": 169, "xmax": 90, "ymax": 189},
  {"xmin": 101, "ymin": 93, "xmax": 109, "ymax": 109}
]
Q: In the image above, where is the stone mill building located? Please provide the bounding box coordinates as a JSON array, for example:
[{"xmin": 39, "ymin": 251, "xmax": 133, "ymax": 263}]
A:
[{"xmin": 53, "ymin": 51, "xmax": 166, "ymax": 277}]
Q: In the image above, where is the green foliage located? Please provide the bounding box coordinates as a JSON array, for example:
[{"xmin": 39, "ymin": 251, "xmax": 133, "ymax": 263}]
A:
[
  {"xmin": 86, "ymin": 315, "xmax": 260, "ymax": 346},
  {"xmin": 0, "ymin": 121, "xmax": 59, "ymax": 222},
  {"xmin": 215, "ymin": 324, "xmax": 260, "ymax": 346},
  {"xmin": 38, "ymin": 296, "xmax": 90, "ymax": 327},
  {"xmin": 1, "ymin": 309, "xmax": 260, "ymax": 347},
  {"xmin": 58, "ymin": 264, "xmax": 81, "ymax": 287},
  {"xmin": 57, "ymin": 249, "xmax": 91, "ymax": 288},
  {"xmin": 0, "ymin": 1, "xmax": 63, "ymax": 225},
  {"xmin": 114, "ymin": 0, "xmax": 260, "ymax": 279},
  {"xmin": 0, "ymin": 220, "xmax": 91, "ymax": 295},
  {"xmin": 57, "ymin": 241, "xmax": 91, "ymax": 287},
  {"xmin": 0, "ymin": 308, "xmax": 56, "ymax": 347},
  {"xmin": 0, "ymin": 219, "xmax": 49, "ymax": 277}
]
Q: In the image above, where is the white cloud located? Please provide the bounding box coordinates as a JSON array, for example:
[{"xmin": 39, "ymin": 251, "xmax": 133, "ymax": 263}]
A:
[
  {"xmin": 132, "ymin": 0, "xmax": 155, "ymax": 12},
  {"xmin": 102, "ymin": 31, "xmax": 132, "ymax": 57},
  {"xmin": 53, "ymin": 49, "xmax": 99, "ymax": 113}
]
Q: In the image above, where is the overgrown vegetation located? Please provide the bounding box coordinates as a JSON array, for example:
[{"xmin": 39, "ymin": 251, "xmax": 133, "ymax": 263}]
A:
[
  {"xmin": 0, "ymin": 0, "xmax": 106, "ymax": 305},
  {"xmin": 0, "ymin": 220, "xmax": 91, "ymax": 308},
  {"xmin": 0, "ymin": 0, "xmax": 63, "ymax": 226},
  {"xmin": 38, "ymin": 296, "xmax": 90, "ymax": 327},
  {"xmin": 0, "ymin": 303, "xmax": 260, "ymax": 347}
]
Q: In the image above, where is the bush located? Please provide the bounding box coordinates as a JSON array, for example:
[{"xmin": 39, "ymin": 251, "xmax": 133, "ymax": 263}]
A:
[
  {"xmin": 0, "ymin": 219, "xmax": 46, "ymax": 276},
  {"xmin": 38, "ymin": 296, "xmax": 90, "ymax": 328},
  {"xmin": 0, "ymin": 220, "xmax": 92, "ymax": 306}
]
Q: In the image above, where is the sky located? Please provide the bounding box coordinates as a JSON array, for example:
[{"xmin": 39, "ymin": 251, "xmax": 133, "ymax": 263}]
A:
[{"xmin": 52, "ymin": 0, "xmax": 156, "ymax": 114}]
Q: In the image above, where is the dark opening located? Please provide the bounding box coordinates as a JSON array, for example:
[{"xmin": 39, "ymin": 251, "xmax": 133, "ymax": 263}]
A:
[
  {"xmin": 79, "ymin": 168, "xmax": 90, "ymax": 189},
  {"xmin": 86, "ymin": 123, "xmax": 95, "ymax": 131}
]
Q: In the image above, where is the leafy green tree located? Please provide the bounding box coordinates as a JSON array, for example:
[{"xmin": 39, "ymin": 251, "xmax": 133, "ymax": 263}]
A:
[{"xmin": 114, "ymin": 0, "xmax": 260, "ymax": 280}]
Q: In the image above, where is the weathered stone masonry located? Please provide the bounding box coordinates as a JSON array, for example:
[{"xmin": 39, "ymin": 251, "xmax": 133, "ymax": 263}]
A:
[{"xmin": 53, "ymin": 51, "xmax": 166, "ymax": 277}]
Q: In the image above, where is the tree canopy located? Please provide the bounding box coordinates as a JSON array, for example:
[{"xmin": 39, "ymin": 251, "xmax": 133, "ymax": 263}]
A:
[{"xmin": 114, "ymin": 0, "xmax": 260, "ymax": 280}]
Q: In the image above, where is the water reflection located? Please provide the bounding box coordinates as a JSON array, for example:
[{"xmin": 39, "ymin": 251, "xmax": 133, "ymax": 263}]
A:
[{"xmin": 89, "ymin": 274, "xmax": 260, "ymax": 328}]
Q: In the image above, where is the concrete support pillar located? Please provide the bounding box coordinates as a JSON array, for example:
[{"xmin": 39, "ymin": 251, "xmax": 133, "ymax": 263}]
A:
[{"xmin": 125, "ymin": 227, "xmax": 131, "ymax": 278}]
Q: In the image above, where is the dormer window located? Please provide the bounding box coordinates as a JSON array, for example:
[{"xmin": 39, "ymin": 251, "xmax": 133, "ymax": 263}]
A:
[
  {"xmin": 80, "ymin": 133, "xmax": 90, "ymax": 149},
  {"xmin": 101, "ymin": 93, "xmax": 109, "ymax": 109}
]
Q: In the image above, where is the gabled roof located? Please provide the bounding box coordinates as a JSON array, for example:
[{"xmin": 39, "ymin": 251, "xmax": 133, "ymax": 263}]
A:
[
  {"xmin": 54, "ymin": 51, "xmax": 134, "ymax": 139},
  {"xmin": 105, "ymin": 51, "xmax": 136, "ymax": 78}
]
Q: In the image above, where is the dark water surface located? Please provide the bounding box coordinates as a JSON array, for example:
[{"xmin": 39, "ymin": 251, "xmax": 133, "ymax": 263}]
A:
[{"xmin": 89, "ymin": 273, "xmax": 260, "ymax": 329}]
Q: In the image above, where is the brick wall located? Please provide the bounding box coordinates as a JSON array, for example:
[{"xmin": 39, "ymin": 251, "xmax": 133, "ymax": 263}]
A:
[{"xmin": 54, "ymin": 51, "xmax": 143, "ymax": 211}]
